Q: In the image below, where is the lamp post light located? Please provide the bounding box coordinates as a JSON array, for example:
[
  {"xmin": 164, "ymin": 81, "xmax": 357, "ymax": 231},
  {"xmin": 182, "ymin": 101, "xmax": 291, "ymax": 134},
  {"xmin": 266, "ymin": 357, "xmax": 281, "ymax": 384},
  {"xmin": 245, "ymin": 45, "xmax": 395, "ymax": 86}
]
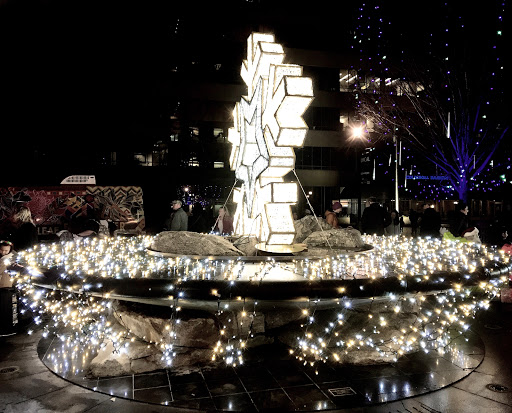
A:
[
  {"xmin": 350, "ymin": 124, "xmax": 366, "ymax": 228},
  {"xmin": 393, "ymin": 134, "xmax": 399, "ymax": 212}
]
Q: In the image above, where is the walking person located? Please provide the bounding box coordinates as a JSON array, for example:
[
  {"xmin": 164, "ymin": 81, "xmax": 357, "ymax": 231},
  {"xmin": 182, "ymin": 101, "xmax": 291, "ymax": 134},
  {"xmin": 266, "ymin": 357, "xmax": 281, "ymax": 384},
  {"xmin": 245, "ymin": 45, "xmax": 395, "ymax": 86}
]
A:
[
  {"xmin": 0, "ymin": 240, "xmax": 15, "ymax": 288},
  {"xmin": 451, "ymin": 202, "xmax": 470, "ymax": 237},
  {"xmin": 189, "ymin": 202, "xmax": 209, "ymax": 233},
  {"xmin": 408, "ymin": 208, "xmax": 419, "ymax": 236}
]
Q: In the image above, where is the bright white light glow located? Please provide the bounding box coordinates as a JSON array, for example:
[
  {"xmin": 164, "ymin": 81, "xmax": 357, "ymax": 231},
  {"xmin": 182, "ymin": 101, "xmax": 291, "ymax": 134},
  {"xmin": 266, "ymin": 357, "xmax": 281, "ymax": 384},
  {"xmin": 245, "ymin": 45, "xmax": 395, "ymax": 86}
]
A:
[{"xmin": 229, "ymin": 32, "xmax": 313, "ymax": 245}]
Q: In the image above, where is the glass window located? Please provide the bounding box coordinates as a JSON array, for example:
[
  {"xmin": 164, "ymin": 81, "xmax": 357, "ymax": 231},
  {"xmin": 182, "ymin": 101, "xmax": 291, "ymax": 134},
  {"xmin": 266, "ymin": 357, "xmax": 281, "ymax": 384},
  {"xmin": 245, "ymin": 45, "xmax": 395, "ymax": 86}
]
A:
[
  {"xmin": 189, "ymin": 127, "xmax": 199, "ymax": 139},
  {"xmin": 340, "ymin": 113, "xmax": 349, "ymax": 130},
  {"xmin": 134, "ymin": 153, "xmax": 152, "ymax": 166},
  {"xmin": 213, "ymin": 128, "xmax": 224, "ymax": 138},
  {"xmin": 339, "ymin": 69, "xmax": 358, "ymax": 92},
  {"xmin": 305, "ymin": 107, "xmax": 340, "ymax": 131}
]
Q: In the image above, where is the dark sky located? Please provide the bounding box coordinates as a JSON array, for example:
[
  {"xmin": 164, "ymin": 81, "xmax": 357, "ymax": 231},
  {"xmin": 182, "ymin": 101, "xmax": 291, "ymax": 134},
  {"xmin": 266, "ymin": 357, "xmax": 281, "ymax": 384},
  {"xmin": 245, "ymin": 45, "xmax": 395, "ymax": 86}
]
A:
[
  {"xmin": 0, "ymin": 0, "xmax": 351, "ymax": 150},
  {"xmin": 1, "ymin": 1, "xmax": 509, "ymax": 152}
]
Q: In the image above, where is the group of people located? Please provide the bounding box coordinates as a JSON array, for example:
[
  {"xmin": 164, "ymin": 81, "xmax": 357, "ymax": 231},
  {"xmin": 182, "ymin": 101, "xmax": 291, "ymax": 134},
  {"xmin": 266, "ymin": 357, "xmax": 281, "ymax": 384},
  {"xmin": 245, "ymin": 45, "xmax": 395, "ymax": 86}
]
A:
[
  {"xmin": 322, "ymin": 198, "xmax": 509, "ymax": 247},
  {"xmin": 0, "ymin": 204, "xmax": 120, "ymax": 257},
  {"xmin": 1, "ymin": 206, "xmax": 37, "ymax": 289},
  {"xmin": 163, "ymin": 200, "xmax": 234, "ymax": 235},
  {"xmin": 411, "ymin": 202, "xmax": 477, "ymax": 241},
  {"xmin": 324, "ymin": 198, "xmax": 400, "ymax": 236}
]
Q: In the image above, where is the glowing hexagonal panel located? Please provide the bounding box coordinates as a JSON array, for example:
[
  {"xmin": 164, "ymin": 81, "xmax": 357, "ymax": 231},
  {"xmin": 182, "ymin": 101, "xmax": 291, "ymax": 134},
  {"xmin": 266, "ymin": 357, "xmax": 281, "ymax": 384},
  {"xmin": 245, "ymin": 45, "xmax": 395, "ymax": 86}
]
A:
[{"xmin": 229, "ymin": 32, "xmax": 314, "ymax": 245}]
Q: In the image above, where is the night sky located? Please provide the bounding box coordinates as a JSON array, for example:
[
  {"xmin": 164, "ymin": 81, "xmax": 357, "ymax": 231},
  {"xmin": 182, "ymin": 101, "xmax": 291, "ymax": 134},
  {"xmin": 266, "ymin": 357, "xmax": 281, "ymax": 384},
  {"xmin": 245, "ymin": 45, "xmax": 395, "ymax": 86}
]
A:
[
  {"xmin": 1, "ymin": 1, "xmax": 509, "ymax": 159},
  {"xmin": 1, "ymin": 0, "xmax": 172, "ymax": 150}
]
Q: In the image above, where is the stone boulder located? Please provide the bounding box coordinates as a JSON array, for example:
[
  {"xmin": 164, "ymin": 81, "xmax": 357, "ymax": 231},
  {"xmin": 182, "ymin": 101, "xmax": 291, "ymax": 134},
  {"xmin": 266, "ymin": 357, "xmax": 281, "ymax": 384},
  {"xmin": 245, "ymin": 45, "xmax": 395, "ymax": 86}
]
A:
[
  {"xmin": 88, "ymin": 339, "xmax": 166, "ymax": 378},
  {"xmin": 232, "ymin": 235, "xmax": 259, "ymax": 256},
  {"xmin": 293, "ymin": 215, "xmax": 332, "ymax": 243},
  {"xmin": 218, "ymin": 311, "xmax": 265, "ymax": 337},
  {"xmin": 265, "ymin": 308, "xmax": 305, "ymax": 330},
  {"xmin": 87, "ymin": 336, "xmax": 215, "ymax": 378},
  {"xmin": 113, "ymin": 303, "xmax": 219, "ymax": 349},
  {"xmin": 151, "ymin": 231, "xmax": 244, "ymax": 256},
  {"xmin": 276, "ymin": 304, "xmax": 422, "ymax": 365},
  {"xmin": 303, "ymin": 228, "xmax": 365, "ymax": 249}
]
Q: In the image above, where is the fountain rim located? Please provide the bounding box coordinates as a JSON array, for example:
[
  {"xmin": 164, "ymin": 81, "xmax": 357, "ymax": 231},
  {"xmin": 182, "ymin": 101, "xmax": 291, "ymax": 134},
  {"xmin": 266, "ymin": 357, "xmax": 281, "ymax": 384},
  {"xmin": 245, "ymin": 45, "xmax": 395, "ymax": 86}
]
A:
[
  {"xmin": 145, "ymin": 243, "xmax": 375, "ymax": 261},
  {"xmin": 29, "ymin": 261, "xmax": 511, "ymax": 311}
]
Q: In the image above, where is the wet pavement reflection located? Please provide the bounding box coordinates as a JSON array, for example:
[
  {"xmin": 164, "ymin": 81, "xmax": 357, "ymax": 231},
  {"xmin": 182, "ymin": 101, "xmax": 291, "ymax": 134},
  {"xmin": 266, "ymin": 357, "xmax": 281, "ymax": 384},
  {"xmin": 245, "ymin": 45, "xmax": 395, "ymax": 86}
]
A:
[{"xmin": 38, "ymin": 328, "xmax": 485, "ymax": 411}]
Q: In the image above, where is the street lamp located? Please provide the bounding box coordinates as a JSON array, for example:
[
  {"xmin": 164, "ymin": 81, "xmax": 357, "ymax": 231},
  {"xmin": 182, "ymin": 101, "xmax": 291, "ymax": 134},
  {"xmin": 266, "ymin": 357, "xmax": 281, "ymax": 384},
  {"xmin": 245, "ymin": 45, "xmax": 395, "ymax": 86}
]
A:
[
  {"xmin": 350, "ymin": 125, "xmax": 364, "ymax": 140},
  {"xmin": 393, "ymin": 135, "xmax": 400, "ymax": 213},
  {"xmin": 350, "ymin": 124, "xmax": 366, "ymax": 227}
]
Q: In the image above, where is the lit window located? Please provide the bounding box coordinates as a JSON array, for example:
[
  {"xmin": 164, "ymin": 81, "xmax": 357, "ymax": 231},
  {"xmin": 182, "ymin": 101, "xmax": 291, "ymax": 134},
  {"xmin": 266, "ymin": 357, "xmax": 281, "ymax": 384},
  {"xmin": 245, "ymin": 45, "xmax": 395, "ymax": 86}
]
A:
[
  {"xmin": 213, "ymin": 128, "xmax": 224, "ymax": 139},
  {"xmin": 189, "ymin": 127, "xmax": 199, "ymax": 137},
  {"xmin": 188, "ymin": 156, "xmax": 200, "ymax": 167},
  {"xmin": 339, "ymin": 69, "xmax": 358, "ymax": 92},
  {"xmin": 340, "ymin": 114, "xmax": 349, "ymax": 130}
]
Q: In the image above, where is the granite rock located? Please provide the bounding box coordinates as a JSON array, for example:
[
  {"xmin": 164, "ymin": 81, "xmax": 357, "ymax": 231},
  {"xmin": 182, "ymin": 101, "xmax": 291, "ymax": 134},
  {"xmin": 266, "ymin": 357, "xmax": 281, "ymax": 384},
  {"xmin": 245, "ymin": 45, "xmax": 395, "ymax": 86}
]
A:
[
  {"xmin": 114, "ymin": 304, "xmax": 219, "ymax": 349},
  {"xmin": 303, "ymin": 228, "xmax": 365, "ymax": 248},
  {"xmin": 88, "ymin": 339, "xmax": 166, "ymax": 378},
  {"xmin": 294, "ymin": 216, "xmax": 332, "ymax": 243},
  {"xmin": 232, "ymin": 235, "xmax": 259, "ymax": 256},
  {"xmin": 151, "ymin": 231, "xmax": 244, "ymax": 256}
]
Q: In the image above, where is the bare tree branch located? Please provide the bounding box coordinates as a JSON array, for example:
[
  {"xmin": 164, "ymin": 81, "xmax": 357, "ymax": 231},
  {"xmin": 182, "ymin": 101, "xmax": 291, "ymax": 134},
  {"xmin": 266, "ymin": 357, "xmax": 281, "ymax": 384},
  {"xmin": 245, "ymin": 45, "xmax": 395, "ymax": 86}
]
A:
[{"xmin": 357, "ymin": 63, "xmax": 508, "ymax": 202}]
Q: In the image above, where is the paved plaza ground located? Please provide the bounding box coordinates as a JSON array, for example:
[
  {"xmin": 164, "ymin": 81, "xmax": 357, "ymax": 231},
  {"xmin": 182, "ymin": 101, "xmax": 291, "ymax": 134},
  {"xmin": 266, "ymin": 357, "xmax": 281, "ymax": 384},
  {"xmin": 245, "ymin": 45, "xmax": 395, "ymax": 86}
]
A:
[{"xmin": 1, "ymin": 297, "xmax": 512, "ymax": 413}]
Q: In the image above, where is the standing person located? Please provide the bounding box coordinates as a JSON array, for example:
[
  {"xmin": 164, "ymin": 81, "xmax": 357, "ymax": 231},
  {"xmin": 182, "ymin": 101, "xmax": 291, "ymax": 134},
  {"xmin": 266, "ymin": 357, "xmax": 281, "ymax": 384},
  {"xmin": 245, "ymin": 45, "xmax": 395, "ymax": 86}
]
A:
[
  {"xmin": 496, "ymin": 203, "xmax": 512, "ymax": 236},
  {"xmin": 419, "ymin": 204, "xmax": 441, "ymax": 238},
  {"xmin": 324, "ymin": 201, "xmax": 342, "ymax": 229},
  {"xmin": 408, "ymin": 208, "xmax": 419, "ymax": 236},
  {"xmin": 361, "ymin": 197, "xmax": 390, "ymax": 236},
  {"xmin": 451, "ymin": 202, "xmax": 470, "ymax": 237},
  {"xmin": 0, "ymin": 240, "xmax": 15, "ymax": 288},
  {"xmin": 213, "ymin": 206, "xmax": 234, "ymax": 235},
  {"xmin": 165, "ymin": 200, "xmax": 188, "ymax": 231},
  {"xmin": 189, "ymin": 202, "xmax": 209, "ymax": 233},
  {"xmin": 12, "ymin": 206, "xmax": 38, "ymax": 251},
  {"xmin": 385, "ymin": 209, "xmax": 401, "ymax": 235}
]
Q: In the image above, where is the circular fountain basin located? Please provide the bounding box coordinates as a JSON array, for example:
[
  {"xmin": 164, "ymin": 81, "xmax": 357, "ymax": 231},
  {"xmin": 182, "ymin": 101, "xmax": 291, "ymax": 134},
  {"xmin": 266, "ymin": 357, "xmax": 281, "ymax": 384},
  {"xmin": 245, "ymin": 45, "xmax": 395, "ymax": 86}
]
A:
[{"xmin": 30, "ymin": 241, "xmax": 511, "ymax": 312}]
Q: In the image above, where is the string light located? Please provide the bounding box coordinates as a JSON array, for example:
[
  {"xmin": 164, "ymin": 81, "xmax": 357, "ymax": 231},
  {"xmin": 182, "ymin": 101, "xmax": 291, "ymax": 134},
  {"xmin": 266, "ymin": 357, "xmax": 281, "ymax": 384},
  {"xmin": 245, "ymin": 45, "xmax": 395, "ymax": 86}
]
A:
[{"xmin": 9, "ymin": 233, "xmax": 511, "ymax": 369}]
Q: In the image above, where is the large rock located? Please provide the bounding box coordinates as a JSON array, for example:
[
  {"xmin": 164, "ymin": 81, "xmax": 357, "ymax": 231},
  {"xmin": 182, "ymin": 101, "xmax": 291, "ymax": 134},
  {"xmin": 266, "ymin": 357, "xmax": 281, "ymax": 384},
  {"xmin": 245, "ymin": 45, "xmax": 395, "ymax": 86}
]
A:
[
  {"xmin": 88, "ymin": 339, "xmax": 166, "ymax": 378},
  {"xmin": 151, "ymin": 231, "xmax": 244, "ymax": 256},
  {"xmin": 341, "ymin": 350, "xmax": 396, "ymax": 364},
  {"xmin": 294, "ymin": 216, "xmax": 332, "ymax": 243},
  {"xmin": 265, "ymin": 308, "xmax": 305, "ymax": 329},
  {"xmin": 303, "ymin": 228, "xmax": 365, "ymax": 248},
  {"xmin": 218, "ymin": 311, "xmax": 265, "ymax": 337},
  {"xmin": 232, "ymin": 235, "xmax": 259, "ymax": 256},
  {"xmin": 113, "ymin": 303, "xmax": 219, "ymax": 349}
]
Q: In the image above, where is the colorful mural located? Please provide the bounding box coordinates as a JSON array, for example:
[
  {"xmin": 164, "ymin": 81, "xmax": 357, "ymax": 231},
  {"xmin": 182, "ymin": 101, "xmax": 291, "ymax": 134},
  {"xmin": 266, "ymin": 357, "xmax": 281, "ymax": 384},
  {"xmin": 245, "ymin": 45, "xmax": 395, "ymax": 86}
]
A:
[{"xmin": 0, "ymin": 186, "xmax": 144, "ymax": 238}]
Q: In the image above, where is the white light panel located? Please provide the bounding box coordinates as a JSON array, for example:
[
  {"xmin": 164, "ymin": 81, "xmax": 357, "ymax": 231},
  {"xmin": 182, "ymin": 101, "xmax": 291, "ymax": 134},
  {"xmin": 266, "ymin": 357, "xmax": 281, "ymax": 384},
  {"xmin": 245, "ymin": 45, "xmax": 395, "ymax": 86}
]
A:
[{"xmin": 229, "ymin": 32, "xmax": 314, "ymax": 245}]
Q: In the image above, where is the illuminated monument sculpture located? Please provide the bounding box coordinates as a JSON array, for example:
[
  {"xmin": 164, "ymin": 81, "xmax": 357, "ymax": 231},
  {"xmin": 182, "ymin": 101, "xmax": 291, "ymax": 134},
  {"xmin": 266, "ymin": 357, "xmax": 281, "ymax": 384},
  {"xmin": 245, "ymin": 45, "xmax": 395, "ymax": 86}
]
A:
[{"xmin": 228, "ymin": 33, "xmax": 314, "ymax": 246}]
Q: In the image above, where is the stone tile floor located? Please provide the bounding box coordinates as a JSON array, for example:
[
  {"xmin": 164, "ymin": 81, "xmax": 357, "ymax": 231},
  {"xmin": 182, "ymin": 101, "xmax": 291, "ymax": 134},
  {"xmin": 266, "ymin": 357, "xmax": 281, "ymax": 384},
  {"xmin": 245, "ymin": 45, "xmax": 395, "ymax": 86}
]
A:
[{"xmin": 1, "ymin": 301, "xmax": 512, "ymax": 412}]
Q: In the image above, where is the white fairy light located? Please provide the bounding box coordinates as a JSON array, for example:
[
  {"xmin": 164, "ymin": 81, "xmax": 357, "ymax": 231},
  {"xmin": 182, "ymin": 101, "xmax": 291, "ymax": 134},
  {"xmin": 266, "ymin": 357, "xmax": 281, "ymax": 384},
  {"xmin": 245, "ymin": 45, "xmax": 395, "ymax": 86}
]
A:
[{"xmin": 7, "ymin": 234, "xmax": 511, "ymax": 369}]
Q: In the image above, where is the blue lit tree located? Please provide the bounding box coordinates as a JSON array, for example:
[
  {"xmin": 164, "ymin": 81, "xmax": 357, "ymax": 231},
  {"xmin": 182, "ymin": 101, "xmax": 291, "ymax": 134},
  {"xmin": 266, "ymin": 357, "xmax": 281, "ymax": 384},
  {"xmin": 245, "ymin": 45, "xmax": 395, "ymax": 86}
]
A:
[
  {"xmin": 357, "ymin": 65, "xmax": 509, "ymax": 203},
  {"xmin": 351, "ymin": 0, "xmax": 509, "ymax": 203}
]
